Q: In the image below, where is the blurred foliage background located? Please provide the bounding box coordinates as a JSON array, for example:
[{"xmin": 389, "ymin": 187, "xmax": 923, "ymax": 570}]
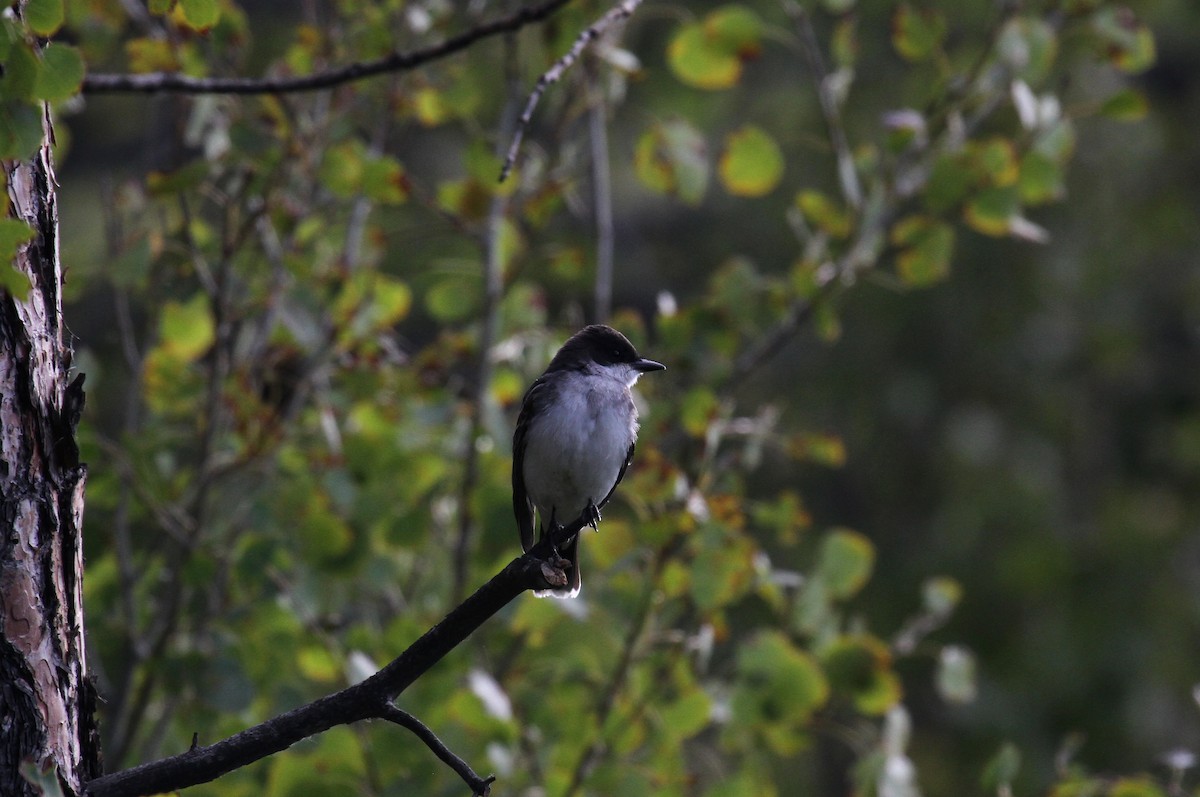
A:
[{"xmin": 14, "ymin": 0, "xmax": 1200, "ymax": 793}]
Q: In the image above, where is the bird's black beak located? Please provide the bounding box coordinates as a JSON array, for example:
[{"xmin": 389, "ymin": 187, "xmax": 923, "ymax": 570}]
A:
[{"xmin": 634, "ymin": 358, "xmax": 666, "ymax": 373}]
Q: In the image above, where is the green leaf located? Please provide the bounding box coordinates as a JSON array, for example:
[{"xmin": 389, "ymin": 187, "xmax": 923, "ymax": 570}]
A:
[
  {"xmin": 0, "ymin": 102, "xmax": 45, "ymax": 160},
  {"xmin": 1108, "ymin": 778, "xmax": 1167, "ymax": 797},
  {"xmin": 0, "ymin": 220, "xmax": 35, "ymax": 301},
  {"xmin": 159, "ymin": 293, "xmax": 215, "ymax": 362},
  {"xmin": 361, "ymin": 155, "xmax": 409, "ymax": 204},
  {"xmin": 680, "ymin": 387, "xmax": 719, "ymax": 437},
  {"xmin": 25, "ymin": 0, "xmax": 64, "ymax": 36},
  {"xmin": 1018, "ymin": 150, "xmax": 1064, "ymax": 205},
  {"xmin": 33, "ymin": 44, "xmax": 86, "ymax": 102},
  {"xmin": 891, "ymin": 215, "xmax": 954, "ymax": 286},
  {"xmin": 964, "ymin": 186, "xmax": 1020, "ymax": 237},
  {"xmin": 981, "ymin": 743, "xmax": 1021, "ymax": 793},
  {"xmin": 148, "ymin": 0, "xmax": 174, "ymax": 14},
  {"xmin": 425, "ymin": 275, "xmax": 479, "ymax": 322},
  {"xmin": 633, "ymin": 118, "xmax": 709, "ymax": 205},
  {"xmin": 892, "ymin": 4, "xmax": 946, "ymax": 62},
  {"xmin": 967, "ymin": 137, "xmax": 1019, "ymax": 187},
  {"xmin": 815, "ymin": 528, "xmax": 875, "ymax": 599},
  {"xmin": 1, "ymin": 43, "xmax": 41, "ymax": 102},
  {"xmin": 1099, "ymin": 88, "xmax": 1149, "ymax": 121},
  {"xmin": 179, "ymin": 0, "xmax": 220, "ymax": 30},
  {"xmin": 690, "ymin": 536, "xmax": 754, "ymax": 612},
  {"xmin": 659, "ymin": 688, "xmax": 711, "ymax": 739},
  {"xmin": 923, "ymin": 153, "xmax": 973, "ymax": 213},
  {"xmin": 320, "ymin": 141, "xmax": 366, "ymax": 198},
  {"xmin": 731, "ymin": 631, "xmax": 829, "ymax": 752},
  {"xmin": 820, "ymin": 634, "xmax": 901, "ymax": 715},
  {"xmin": 719, "ymin": 125, "xmax": 784, "ymax": 197}
]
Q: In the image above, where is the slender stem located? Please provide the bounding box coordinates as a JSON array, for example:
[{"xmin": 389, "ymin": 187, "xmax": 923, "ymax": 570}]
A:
[
  {"xmin": 379, "ymin": 705, "xmax": 496, "ymax": 795},
  {"xmin": 500, "ymin": 0, "xmax": 646, "ymax": 182},
  {"xmin": 785, "ymin": 2, "xmax": 862, "ymax": 209},
  {"xmin": 83, "ymin": 0, "xmax": 577, "ymax": 95}
]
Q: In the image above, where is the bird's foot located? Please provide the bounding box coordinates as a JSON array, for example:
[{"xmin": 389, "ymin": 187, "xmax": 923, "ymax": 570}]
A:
[
  {"xmin": 583, "ymin": 499, "xmax": 602, "ymax": 530},
  {"xmin": 540, "ymin": 527, "xmax": 573, "ymax": 589}
]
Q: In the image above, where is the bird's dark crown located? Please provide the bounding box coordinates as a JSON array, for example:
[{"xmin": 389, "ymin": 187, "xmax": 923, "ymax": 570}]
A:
[{"xmin": 546, "ymin": 324, "xmax": 642, "ymax": 371}]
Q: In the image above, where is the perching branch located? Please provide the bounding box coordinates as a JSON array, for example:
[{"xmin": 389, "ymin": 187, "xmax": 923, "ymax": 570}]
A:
[
  {"xmin": 499, "ymin": 0, "xmax": 646, "ymax": 183},
  {"xmin": 83, "ymin": 515, "xmax": 593, "ymax": 797},
  {"xmin": 81, "ymin": 0, "xmax": 576, "ymax": 95}
]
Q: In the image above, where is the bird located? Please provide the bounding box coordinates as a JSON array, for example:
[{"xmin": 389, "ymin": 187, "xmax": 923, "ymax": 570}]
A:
[{"xmin": 512, "ymin": 325, "xmax": 666, "ymax": 598}]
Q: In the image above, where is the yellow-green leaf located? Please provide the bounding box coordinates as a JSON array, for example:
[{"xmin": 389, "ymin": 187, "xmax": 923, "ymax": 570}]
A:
[
  {"xmin": 659, "ymin": 688, "xmax": 711, "ymax": 739},
  {"xmin": 1018, "ymin": 150, "xmax": 1064, "ymax": 205},
  {"xmin": 820, "ymin": 634, "xmax": 901, "ymax": 715},
  {"xmin": 892, "ymin": 4, "xmax": 946, "ymax": 62},
  {"xmin": 964, "ymin": 186, "xmax": 1020, "ymax": 237},
  {"xmin": 796, "ymin": 190, "xmax": 853, "ymax": 238},
  {"xmin": 667, "ymin": 6, "xmax": 762, "ymax": 91},
  {"xmin": 634, "ymin": 119, "xmax": 709, "ymax": 205},
  {"xmin": 1091, "ymin": 7, "xmax": 1155, "ymax": 74},
  {"xmin": 0, "ymin": 220, "xmax": 35, "ymax": 301},
  {"xmin": 719, "ymin": 125, "xmax": 784, "ymax": 197},
  {"xmin": 816, "ymin": 528, "xmax": 874, "ymax": 598},
  {"xmin": 891, "ymin": 215, "xmax": 954, "ymax": 286},
  {"xmin": 179, "ymin": 0, "xmax": 220, "ymax": 30},
  {"xmin": 159, "ymin": 293, "xmax": 215, "ymax": 362},
  {"xmin": 967, "ymin": 137, "xmax": 1019, "ymax": 187},
  {"xmin": 732, "ymin": 631, "xmax": 829, "ymax": 749},
  {"xmin": 1099, "ymin": 88, "xmax": 1148, "ymax": 121}
]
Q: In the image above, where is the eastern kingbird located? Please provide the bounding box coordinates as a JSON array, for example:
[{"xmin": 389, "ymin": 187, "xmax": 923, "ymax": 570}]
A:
[{"xmin": 513, "ymin": 325, "xmax": 666, "ymax": 598}]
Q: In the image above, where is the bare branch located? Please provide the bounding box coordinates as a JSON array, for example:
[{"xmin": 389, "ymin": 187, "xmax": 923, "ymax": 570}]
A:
[
  {"xmin": 379, "ymin": 705, "xmax": 495, "ymax": 796},
  {"xmin": 784, "ymin": 2, "xmax": 862, "ymax": 209},
  {"xmin": 499, "ymin": 0, "xmax": 646, "ymax": 183},
  {"xmin": 82, "ymin": 0, "xmax": 576, "ymax": 95},
  {"xmin": 83, "ymin": 515, "xmax": 591, "ymax": 797}
]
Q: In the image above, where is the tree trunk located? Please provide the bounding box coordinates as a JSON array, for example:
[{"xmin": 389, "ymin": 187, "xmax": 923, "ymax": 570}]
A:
[{"xmin": 0, "ymin": 106, "xmax": 100, "ymax": 795}]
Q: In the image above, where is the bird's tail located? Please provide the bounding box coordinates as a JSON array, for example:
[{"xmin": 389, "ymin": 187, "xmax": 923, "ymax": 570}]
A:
[{"xmin": 533, "ymin": 533, "xmax": 581, "ymax": 599}]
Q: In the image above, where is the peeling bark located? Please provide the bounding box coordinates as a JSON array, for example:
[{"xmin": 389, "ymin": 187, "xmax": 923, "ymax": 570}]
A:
[{"xmin": 0, "ymin": 106, "xmax": 101, "ymax": 795}]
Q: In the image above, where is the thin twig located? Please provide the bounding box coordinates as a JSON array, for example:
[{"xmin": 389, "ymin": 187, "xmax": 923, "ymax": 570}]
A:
[
  {"xmin": 785, "ymin": 2, "xmax": 862, "ymax": 209},
  {"xmin": 83, "ymin": 0, "xmax": 576, "ymax": 95},
  {"xmin": 379, "ymin": 704, "xmax": 496, "ymax": 796},
  {"xmin": 498, "ymin": 0, "xmax": 646, "ymax": 183}
]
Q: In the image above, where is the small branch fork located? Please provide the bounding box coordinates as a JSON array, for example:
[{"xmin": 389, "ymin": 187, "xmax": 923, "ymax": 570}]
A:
[
  {"xmin": 82, "ymin": 516, "xmax": 593, "ymax": 797},
  {"xmin": 499, "ymin": 0, "xmax": 646, "ymax": 183},
  {"xmin": 81, "ymin": 0, "xmax": 576, "ymax": 95}
]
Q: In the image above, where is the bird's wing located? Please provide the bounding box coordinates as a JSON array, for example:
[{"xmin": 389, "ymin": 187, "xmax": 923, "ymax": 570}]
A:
[
  {"xmin": 597, "ymin": 441, "xmax": 635, "ymax": 510},
  {"xmin": 512, "ymin": 376, "xmax": 547, "ymax": 551}
]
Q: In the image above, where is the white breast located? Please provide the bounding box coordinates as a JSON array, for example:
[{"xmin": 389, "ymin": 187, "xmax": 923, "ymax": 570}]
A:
[{"xmin": 521, "ymin": 370, "xmax": 638, "ymax": 528}]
